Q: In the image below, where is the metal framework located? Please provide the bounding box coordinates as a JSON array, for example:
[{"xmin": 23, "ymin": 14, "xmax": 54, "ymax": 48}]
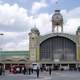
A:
[{"xmin": 40, "ymin": 36, "xmax": 76, "ymax": 61}]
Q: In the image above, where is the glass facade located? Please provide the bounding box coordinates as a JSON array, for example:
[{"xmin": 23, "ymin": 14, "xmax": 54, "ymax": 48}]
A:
[{"xmin": 40, "ymin": 36, "xmax": 76, "ymax": 61}]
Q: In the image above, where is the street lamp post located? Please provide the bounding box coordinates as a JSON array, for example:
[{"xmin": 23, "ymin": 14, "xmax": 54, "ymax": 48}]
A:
[
  {"xmin": 0, "ymin": 33, "xmax": 4, "ymax": 61},
  {"xmin": 0, "ymin": 33, "xmax": 4, "ymax": 72}
]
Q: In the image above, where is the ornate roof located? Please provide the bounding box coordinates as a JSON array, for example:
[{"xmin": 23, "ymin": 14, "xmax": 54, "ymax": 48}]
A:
[
  {"xmin": 77, "ymin": 26, "xmax": 80, "ymax": 32},
  {"xmin": 31, "ymin": 26, "xmax": 40, "ymax": 35},
  {"xmin": 52, "ymin": 10, "xmax": 63, "ymax": 25},
  {"xmin": 0, "ymin": 51, "xmax": 30, "ymax": 64},
  {"xmin": 52, "ymin": 10, "xmax": 63, "ymax": 20},
  {"xmin": 40, "ymin": 33, "xmax": 76, "ymax": 44}
]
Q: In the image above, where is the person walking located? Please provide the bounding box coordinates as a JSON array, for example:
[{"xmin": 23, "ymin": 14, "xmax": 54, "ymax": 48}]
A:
[
  {"xmin": 2, "ymin": 66, "xmax": 5, "ymax": 76},
  {"xmin": 49, "ymin": 66, "xmax": 52, "ymax": 76},
  {"xmin": 22, "ymin": 67, "xmax": 24, "ymax": 74},
  {"xmin": 23, "ymin": 66, "xmax": 26, "ymax": 75},
  {"xmin": 0, "ymin": 66, "xmax": 2, "ymax": 75},
  {"xmin": 31, "ymin": 67, "xmax": 33, "ymax": 73},
  {"xmin": 28, "ymin": 67, "xmax": 31, "ymax": 75},
  {"xmin": 36, "ymin": 66, "xmax": 39, "ymax": 78},
  {"xmin": 40, "ymin": 66, "xmax": 43, "ymax": 72}
]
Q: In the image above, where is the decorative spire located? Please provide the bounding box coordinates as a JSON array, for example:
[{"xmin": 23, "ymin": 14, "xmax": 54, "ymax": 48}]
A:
[
  {"xmin": 55, "ymin": 1, "xmax": 60, "ymax": 10},
  {"xmin": 52, "ymin": 1, "xmax": 63, "ymax": 33},
  {"xmin": 55, "ymin": 1, "xmax": 59, "ymax": 10},
  {"xmin": 31, "ymin": 14, "xmax": 40, "ymax": 35}
]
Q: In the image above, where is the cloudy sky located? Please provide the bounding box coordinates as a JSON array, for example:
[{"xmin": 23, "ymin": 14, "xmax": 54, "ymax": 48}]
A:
[{"xmin": 0, "ymin": 0, "xmax": 80, "ymax": 51}]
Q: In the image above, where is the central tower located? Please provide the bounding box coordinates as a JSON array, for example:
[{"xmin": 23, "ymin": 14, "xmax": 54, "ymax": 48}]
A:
[{"xmin": 52, "ymin": 10, "xmax": 63, "ymax": 33}]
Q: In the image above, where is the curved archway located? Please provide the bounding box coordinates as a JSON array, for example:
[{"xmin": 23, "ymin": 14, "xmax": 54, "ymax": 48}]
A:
[{"xmin": 40, "ymin": 36, "xmax": 76, "ymax": 61}]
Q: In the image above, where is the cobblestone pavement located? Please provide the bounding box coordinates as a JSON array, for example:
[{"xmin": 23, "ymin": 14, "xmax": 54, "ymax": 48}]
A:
[{"xmin": 0, "ymin": 71, "xmax": 80, "ymax": 80}]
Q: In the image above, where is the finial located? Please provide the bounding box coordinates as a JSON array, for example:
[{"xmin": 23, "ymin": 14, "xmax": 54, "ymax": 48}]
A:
[
  {"xmin": 33, "ymin": 14, "xmax": 37, "ymax": 28},
  {"xmin": 55, "ymin": 1, "xmax": 58, "ymax": 5},
  {"xmin": 55, "ymin": 1, "xmax": 59, "ymax": 10},
  {"xmin": 52, "ymin": 1, "xmax": 63, "ymax": 33}
]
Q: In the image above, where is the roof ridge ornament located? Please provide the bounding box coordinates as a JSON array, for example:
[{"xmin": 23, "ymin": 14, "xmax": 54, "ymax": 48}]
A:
[
  {"xmin": 55, "ymin": 1, "xmax": 60, "ymax": 11},
  {"xmin": 52, "ymin": 1, "xmax": 63, "ymax": 33}
]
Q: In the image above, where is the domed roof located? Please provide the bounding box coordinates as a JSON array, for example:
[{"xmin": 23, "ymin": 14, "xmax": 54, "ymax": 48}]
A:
[
  {"xmin": 52, "ymin": 10, "xmax": 63, "ymax": 21},
  {"xmin": 77, "ymin": 26, "xmax": 80, "ymax": 32},
  {"xmin": 31, "ymin": 26, "xmax": 40, "ymax": 34}
]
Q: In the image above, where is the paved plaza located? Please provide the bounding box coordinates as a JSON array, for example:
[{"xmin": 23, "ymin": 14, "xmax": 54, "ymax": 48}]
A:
[{"xmin": 0, "ymin": 71, "xmax": 80, "ymax": 80}]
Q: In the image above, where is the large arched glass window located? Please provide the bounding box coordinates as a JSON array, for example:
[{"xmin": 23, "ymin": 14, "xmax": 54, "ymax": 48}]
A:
[{"xmin": 40, "ymin": 36, "xmax": 76, "ymax": 61}]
